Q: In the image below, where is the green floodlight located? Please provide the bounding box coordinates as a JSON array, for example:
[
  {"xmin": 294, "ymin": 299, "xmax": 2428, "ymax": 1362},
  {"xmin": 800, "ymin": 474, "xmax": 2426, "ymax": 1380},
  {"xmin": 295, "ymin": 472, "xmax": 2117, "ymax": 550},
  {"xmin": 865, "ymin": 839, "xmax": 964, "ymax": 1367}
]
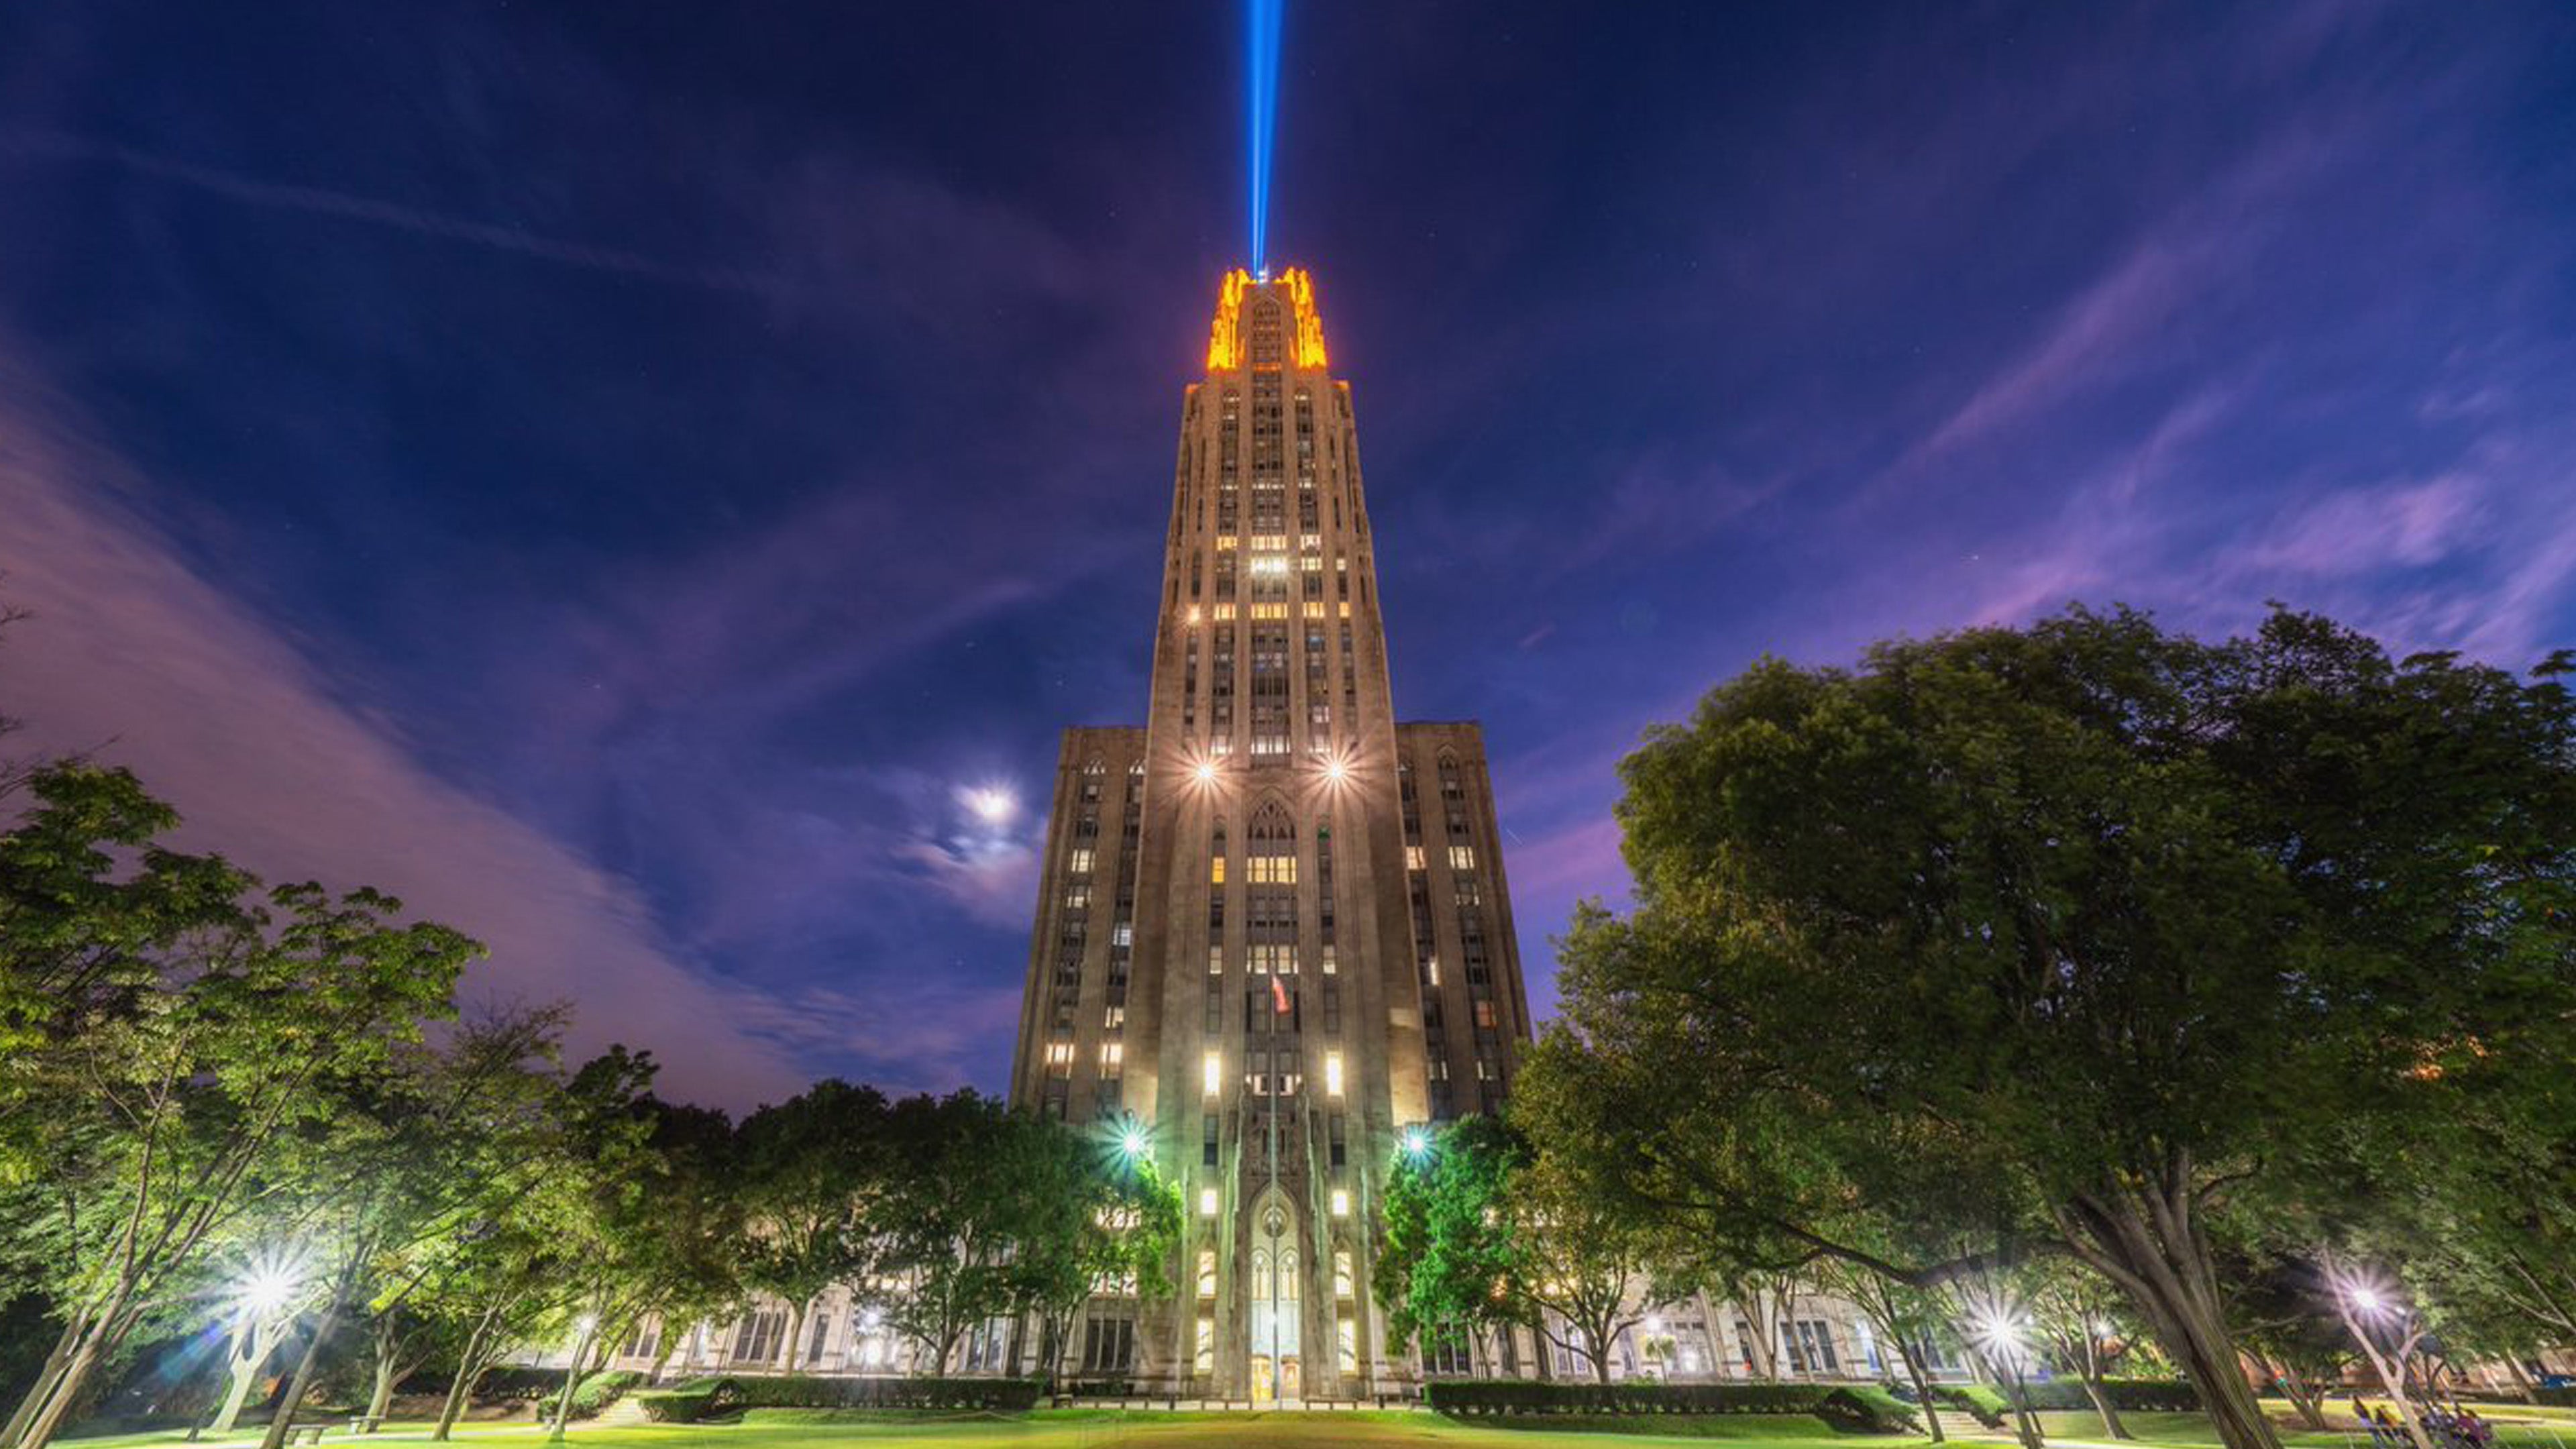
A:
[
  {"xmin": 1401, "ymin": 1125, "xmax": 1432, "ymax": 1161},
  {"xmin": 1120, "ymin": 1125, "xmax": 1149, "ymax": 1160}
]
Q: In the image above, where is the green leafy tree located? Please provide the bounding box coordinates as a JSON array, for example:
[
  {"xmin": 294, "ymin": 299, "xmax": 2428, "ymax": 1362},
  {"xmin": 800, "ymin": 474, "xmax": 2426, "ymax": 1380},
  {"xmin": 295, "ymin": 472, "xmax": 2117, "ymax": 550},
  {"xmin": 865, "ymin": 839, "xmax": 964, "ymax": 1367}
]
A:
[
  {"xmin": 875, "ymin": 1092, "xmax": 1031, "ymax": 1376},
  {"xmin": 537, "ymin": 1049, "xmax": 743, "ymax": 1440},
  {"xmin": 1009, "ymin": 1120, "xmax": 1183, "ymax": 1387},
  {"xmin": 1377, "ymin": 1116, "xmax": 1672, "ymax": 1384},
  {"xmin": 0, "ymin": 765, "xmax": 480, "ymax": 1449},
  {"xmin": 2024, "ymin": 1258, "xmax": 2138, "ymax": 1440},
  {"xmin": 1520, "ymin": 607, "xmax": 2576, "ymax": 1449},
  {"xmin": 2222, "ymin": 1252, "xmax": 2352, "ymax": 1432},
  {"xmin": 734, "ymin": 1079, "xmax": 894, "ymax": 1372}
]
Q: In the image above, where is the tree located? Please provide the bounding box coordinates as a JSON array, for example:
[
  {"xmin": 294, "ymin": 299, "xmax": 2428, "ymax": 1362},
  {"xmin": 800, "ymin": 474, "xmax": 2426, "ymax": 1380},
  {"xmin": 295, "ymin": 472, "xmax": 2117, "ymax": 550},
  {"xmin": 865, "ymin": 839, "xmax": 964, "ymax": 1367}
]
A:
[
  {"xmin": 875, "ymin": 1092, "xmax": 1031, "ymax": 1376},
  {"xmin": 1008, "ymin": 1120, "xmax": 1183, "ymax": 1387},
  {"xmin": 733, "ymin": 1080, "xmax": 893, "ymax": 1373},
  {"xmin": 2025, "ymin": 1259, "xmax": 2137, "ymax": 1440},
  {"xmin": 1375, "ymin": 1116, "xmax": 1673, "ymax": 1384},
  {"xmin": 535, "ymin": 1049, "xmax": 743, "ymax": 1440},
  {"xmin": 1520, "ymin": 607, "xmax": 2576, "ymax": 1449},
  {"xmin": 1, "ymin": 763, "xmax": 480, "ymax": 1449},
  {"xmin": 2224, "ymin": 1252, "xmax": 2352, "ymax": 1432},
  {"xmin": 1811, "ymin": 1258, "xmax": 1949, "ymax": 1440}
]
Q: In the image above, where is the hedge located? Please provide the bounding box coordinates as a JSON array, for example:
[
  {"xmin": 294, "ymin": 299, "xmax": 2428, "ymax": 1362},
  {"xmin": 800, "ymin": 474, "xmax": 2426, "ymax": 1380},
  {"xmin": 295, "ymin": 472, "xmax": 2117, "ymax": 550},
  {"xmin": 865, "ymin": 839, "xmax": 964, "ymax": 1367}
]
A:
[
  {"xmin": 568, "ymin": 1371, "xmax": 643, "ymax": 1417},
  {"xmin": 1426, "ymin": 1380, "xmax": 1917, "ymax": 1429},
  {"xmin": 633, "ymin": 1375, "xmax": 1046, "ymax": 1421},
  {"xmin": 1936, "ymin": 1379, "xmax": 2200, "ymax": 1423},
  {"xmin": 2534, "ymin": 1388, "xmax": 2576, "ymax": 1408}
]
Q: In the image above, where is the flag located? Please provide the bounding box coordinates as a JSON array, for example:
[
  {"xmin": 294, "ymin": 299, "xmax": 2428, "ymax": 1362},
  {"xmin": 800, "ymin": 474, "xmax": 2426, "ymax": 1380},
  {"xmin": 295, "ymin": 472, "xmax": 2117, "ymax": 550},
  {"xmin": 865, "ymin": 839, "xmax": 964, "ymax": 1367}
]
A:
[{"xmin": 1271, "ymin": 975, "xmax": 1290, "ymax": 1014}]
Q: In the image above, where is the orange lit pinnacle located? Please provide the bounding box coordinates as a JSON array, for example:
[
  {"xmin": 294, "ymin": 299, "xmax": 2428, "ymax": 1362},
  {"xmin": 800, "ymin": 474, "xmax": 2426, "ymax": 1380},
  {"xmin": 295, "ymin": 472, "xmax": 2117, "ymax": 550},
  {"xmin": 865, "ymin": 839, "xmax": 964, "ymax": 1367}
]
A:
[
  {"xmin": 1204, "ymin": 267, "xmax": 1329, "ymax": 371},
  {"xmin": 1285, "ymin": 268, "xmax": 1328, "ymax": 367},
  {"xmin": 1205, "ymin": 268, "xmax": 1250, "ymax": 368}
]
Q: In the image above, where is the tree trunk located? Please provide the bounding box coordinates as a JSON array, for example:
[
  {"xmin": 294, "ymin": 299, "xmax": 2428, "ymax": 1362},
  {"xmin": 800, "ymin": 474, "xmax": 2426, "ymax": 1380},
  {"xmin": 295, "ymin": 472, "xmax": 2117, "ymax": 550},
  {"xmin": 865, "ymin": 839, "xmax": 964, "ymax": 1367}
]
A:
[
  {"xmin": 362, "ymin": 1312, "xmax": 415, "ymax": 1432},
  {"xmin": 14, "ymin": 1319, "xmax": 110, "ymax": 1449},
  {"xmin": 431, "ymin": 1307, "xmax": 499, "ymax": 1443},
  {"xmin": 1, "ymin": 1316, "xmax": 85, "ymax": 1449},
  {"xmin": 2055, "ymin": 1181, "xmax": 2285, "ymax": 1449},
  {"xmin": 211, "ymin": 1317, "xmax": 282, "ymax": 1434},
  {"xmin": 2339, "ymin": 1312, "xmax": 2434, "ymax": 1449},
  {"xmin": 545, "ymin": 1316, "xmax": 602, "ymax": 1442},
  {"xmin": 2081, "ymin": 1371, "xmax": 2133, "ymax": 1440},
  {"xmin": 2502, "ymin": 1356, "xmax": 2538, "ymax": 1405},
  {"xmin": 1890, "ymin": 1334, "xmax": 1944, "ymax": 1443},
  {"xmin": 258, "ymin": 1293, "xmax": 343, "ymax": 1449}
]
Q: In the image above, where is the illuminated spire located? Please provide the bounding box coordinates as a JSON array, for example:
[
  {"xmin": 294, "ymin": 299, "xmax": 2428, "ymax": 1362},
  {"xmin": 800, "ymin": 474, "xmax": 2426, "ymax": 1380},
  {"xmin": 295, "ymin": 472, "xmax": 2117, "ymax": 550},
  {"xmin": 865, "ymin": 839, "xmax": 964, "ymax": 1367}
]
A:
[{"xmin": 1205, "ymin": 266, "xmax": 1329, "ymax": 371}]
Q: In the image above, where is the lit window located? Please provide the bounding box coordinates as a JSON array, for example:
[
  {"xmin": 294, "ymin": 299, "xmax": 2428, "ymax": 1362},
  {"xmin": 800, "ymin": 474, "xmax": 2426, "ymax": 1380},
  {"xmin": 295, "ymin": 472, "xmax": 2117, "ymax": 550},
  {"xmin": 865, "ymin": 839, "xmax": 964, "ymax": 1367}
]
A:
[
  {"xmin": 1198, "ymin": 1250, "xmax": 1218, "ymax": 1297},
  {"xmin": 1405, "ymin": 845, "xmax": 1425, "ymax": 871},
  {"xmin": 1185, "ymin": 604, "xmax": 1202, "ymax": 625},
  {"xmin": 1330, "ymin": 1188, "xmax": 1350, "ymax": 1217},
  {"xmin": 1338, "ymin": 601, "xmax": 1350, "ymax": 618},
  {"xmin": 1113, "ymin": 922, "xmax": 1133, "ymax": 947},
  {"xmin": 1301, "ymin": 555, "xmax": 1322, "ymax": 572},
  {"xmin": 1338, "ymin": 1316, "xmax": 1357, "ymax": 1373},
  {"xmin": 1045, "ymin": 1042, "xmax": 1074, "ymax": 1066},
  {"xmin": 1324, "ymin": 1051, "xmax": 1344, "ymax": 1096},
  {"xmin": 1303, "ymin": 601, "xmax": 1326, "ymax": 619},
  {"xmin": 1450, "ymin": 845, "xmax": 1477, "ymax": 870},
  {"xmin": 1203, "ymin": 1051, "xmax": 1222, "ymax": 1096},
  {"xmin": 1301, "ymin": 533, "xmax": 1320, "ymax": 550},
  {"xmin": 1214, "ymin": 602, "xmax": 1236, "ymax": 621},
  {"xmin": 1426, "ymin": 956, "xmax": 1442, "ymax": 986},
  {"xmin": 1334, "ymin": 1250, "xmax": 1354, "ymax": 1298},
  {"xmin": 1104, "ymin": 1005, "xmax": 1126, "ymax": 1029},
  {"xmin": 1216, "ymin": 534, "xmax": 1238, "ymax": 551},
  {"xmin": 1247, "ymin": 855, "xmax": 1297, "ymax": 884},
  {"xmin": 1251, "ymin": 602, "xmax": 1287, "ymax": 620},
  {"xmin": 1474, "ymin": 1000, "xmax": 1497, "ymax": 1029},
  {"xmin": 1196, "ymin": 1316, "xmax": 1216, "ymax": 1373},
  {"xmin": 1208, "ymin": 946, "xmax": 1224, "ymax": 975},
  {"xmin": 1099, "ymin": 1042, "xmax": 1124, "ymax": 1072},
  {"xmin": 1320, "ymin": 945, "xmax": 1338, "ymax": 975},
  {"xmin": 1065, "ymin": 885, "xmax": 1091, "ymax": 909},
  {"xmin": 1069, "ymin": 847, "xmax": 1095, "ymax": 874},
  {"xmin": 1199, "ymin": 1187, "xmax": 1220, "ymax": 1217},
  {"xmin": 1211, "ymin": 856, "xmax": 1226, "ymax": 884}
]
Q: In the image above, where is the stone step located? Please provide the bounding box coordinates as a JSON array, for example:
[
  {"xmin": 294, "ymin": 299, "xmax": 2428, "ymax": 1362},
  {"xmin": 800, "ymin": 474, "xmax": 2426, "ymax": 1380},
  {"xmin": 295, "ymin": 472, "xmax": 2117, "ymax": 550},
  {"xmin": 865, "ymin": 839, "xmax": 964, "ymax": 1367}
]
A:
[{"xmin": 592, "ymin": 1398, "xmax": 653, "ymax": 1427}]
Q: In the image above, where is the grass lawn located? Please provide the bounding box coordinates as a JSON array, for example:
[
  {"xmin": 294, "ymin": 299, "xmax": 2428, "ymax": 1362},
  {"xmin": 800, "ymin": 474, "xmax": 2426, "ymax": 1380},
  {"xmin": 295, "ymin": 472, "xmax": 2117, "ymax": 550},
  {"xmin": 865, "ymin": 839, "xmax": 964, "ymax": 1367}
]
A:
[
  {"xmin": 2008, "ymin": 1408, "xmax": 2576, "ymax": 1449},
  {"xmin": 54, "ymin": 1412, "xmax": 1925, "ymax": 1449}
]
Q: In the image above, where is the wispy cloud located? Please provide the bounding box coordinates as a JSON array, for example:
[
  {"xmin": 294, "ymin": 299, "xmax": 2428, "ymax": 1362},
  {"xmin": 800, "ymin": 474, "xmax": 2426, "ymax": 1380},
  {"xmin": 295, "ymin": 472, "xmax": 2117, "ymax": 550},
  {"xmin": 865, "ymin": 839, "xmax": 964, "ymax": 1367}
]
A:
[{"xmin": 0, "ymin": 356, "xmax": 808, "ymax": 1108}]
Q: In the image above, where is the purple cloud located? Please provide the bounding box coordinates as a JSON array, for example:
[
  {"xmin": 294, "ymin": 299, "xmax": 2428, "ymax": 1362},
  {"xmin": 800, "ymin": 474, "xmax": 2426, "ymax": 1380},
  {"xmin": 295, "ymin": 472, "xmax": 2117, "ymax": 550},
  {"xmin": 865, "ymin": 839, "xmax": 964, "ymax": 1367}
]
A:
[{"xmin": 0, "ymin": 363, "xmax": 810, "ymax": 1108}]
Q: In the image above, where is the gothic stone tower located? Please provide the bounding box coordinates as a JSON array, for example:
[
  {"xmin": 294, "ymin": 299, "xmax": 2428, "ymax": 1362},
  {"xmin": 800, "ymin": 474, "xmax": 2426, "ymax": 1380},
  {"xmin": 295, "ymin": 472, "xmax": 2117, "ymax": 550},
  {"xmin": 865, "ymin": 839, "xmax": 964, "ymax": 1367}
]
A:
[{"xmin": 1010, "ymin": 270, "xmax": 1533, "ymax": 1401}]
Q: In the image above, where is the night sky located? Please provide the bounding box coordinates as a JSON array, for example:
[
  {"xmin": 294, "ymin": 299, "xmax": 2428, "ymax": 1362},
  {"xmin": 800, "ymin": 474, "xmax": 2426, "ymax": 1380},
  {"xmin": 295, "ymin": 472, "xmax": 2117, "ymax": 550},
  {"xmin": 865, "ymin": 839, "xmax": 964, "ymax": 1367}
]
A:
[{"xmin": 3, "ymin": 3, "xmax": 2571, "ymax": 1108}]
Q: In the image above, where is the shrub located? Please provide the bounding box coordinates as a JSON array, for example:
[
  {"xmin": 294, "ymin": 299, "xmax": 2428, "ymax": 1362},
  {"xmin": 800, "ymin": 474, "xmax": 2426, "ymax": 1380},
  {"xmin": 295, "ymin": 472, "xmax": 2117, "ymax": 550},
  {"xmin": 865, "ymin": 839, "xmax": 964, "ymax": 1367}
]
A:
[
  {"xmin": 1820, "ymin": 1385, "xmax": 1921, "ymax": 1434},
  {"xmin": 635, "ymin": 1388, "xmax": 720, "ymax": 1424},
  {"xmin": 569, "ymin": 1370, "xmax": 643, "ymax": 1417},
  {"xmin": 636, "ymin": 1375, "xmax": 1044, "ymax": 1421},
  {"xmin": 469, "ymin": 1367, "xmax": 576, "ymax": 1402},
  {"xmin": 2532, "ymin": 1388, "xmax": 2576, "ymax": 1408},
  {"xmin": 1428, "ymin": 1381, "xmax": 1861, "ymax": 1418},
  {"xmin": 1933, "ymin": 1385, "xmax": 2010, "ymax": 1427},
  {"xmin": 1935, "ymin": 1379, "xmax": 2198, "ymax": 1422}
]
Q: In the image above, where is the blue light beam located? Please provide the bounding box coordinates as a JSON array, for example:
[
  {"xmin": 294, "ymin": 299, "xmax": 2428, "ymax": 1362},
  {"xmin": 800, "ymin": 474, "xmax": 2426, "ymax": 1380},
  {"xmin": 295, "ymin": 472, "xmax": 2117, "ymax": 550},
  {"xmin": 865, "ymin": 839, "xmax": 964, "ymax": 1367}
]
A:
[{"xmin": 1246, "ymin": 0, "xmax": 1283, "ymax": 277}]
